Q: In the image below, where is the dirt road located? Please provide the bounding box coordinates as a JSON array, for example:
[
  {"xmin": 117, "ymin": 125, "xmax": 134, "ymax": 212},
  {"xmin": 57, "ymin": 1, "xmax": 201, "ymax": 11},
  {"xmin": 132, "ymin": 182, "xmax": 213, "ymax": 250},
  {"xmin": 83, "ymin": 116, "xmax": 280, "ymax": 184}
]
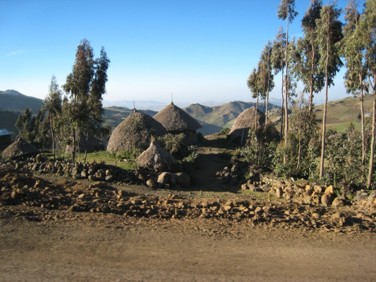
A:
[{"xmin": 1, "ymin": 210, "xmax": 375, "ymax": 281}]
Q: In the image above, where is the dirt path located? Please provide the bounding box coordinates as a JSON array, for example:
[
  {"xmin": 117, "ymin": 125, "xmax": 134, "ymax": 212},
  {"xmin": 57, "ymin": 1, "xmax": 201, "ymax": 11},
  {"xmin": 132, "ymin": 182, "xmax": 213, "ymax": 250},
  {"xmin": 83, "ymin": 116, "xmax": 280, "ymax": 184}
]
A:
[
  {"xmin": 191, "ymin": 147, "xmax": 232, "ymax": 190},
  {"xmin": 1, "ymin": 212, "xmax": 375, "ymax": 281}
]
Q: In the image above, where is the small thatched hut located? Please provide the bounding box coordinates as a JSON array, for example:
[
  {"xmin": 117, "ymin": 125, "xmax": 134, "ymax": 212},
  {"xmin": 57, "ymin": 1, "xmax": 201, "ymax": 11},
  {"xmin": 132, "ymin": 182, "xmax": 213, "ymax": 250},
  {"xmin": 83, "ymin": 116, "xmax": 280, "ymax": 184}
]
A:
[
  {"xmin": 136, "ymin": 140, "xmax": 177, "ymax": 172},
  {"xmin": 107, "ymin": 111, "xmax": 167, "ymax": 154},
  {"xmin": 1, "ymin": 137, "xmax": 38, "ymax": 159},
  {"xmin": 229, "ymin": 107, "xmax": 279, "ymax": 144},
  {"xmin": 154, "ymin": 102, "xmax": 202, "ymax": 145}
]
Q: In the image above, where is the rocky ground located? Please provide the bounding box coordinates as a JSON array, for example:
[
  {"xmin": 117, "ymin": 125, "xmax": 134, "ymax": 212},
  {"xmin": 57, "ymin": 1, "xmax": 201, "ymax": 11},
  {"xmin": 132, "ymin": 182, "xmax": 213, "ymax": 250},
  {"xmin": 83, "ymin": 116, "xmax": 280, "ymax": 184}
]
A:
[{"xmin": 1, "ymin": 156, "xmax": 376, "ymax": 281}]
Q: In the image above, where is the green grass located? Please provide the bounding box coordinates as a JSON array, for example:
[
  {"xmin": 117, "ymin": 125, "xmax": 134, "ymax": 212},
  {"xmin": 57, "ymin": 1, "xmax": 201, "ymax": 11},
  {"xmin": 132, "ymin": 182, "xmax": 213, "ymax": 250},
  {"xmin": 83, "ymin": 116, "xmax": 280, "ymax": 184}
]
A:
[{"xmin": 56, "ymin": 151, "xmax": 137, "ymax": 171}]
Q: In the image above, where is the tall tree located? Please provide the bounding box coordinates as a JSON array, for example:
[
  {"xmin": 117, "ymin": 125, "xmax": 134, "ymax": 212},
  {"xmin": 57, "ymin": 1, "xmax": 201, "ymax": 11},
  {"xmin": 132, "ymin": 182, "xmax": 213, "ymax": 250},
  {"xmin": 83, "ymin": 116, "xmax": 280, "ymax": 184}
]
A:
[
  {"xmin": 341, "ymin": 0, "xmax": 368, "ymax": 169},
  {"xmin": 247, "ymin": 67, "xmax": 262, "ymax": 141},
  {"xmin": 293, "ymin": 0, "xmax": 324, "ymax": 113},
  {"xmin": 63, "ymin": 39, "xmax": 110, "ymax": 161},
  {"xmin": 44, "ymin": 76, "xmax": 62, "ymax": 157},
  {"xmin": 258, "ymin": 41, "xmax": 275, "ymax": 123},
  {"xmin": 316, "ymin": 4, "xmax": 343, "ymax": 179},
  {"xmin": 359, "ymin": 0, "xmax": 376, "ymax": 188},
  {"xmin": 271, "ymin": 27, "xmax": 287, "ymax": 135},
  {"xmin": 278, "ymin": 0, "xmax": 298, "ymax": 152}
]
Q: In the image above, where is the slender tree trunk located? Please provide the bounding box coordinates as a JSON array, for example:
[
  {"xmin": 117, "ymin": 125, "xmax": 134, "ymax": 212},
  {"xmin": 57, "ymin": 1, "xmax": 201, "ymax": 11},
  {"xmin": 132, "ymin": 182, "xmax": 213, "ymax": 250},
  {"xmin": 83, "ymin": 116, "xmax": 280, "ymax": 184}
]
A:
[
  {"xmin": 319, "ymin": 37, "xmax": 330, "ymax": 180},
  {"xmin": 255, "ymin": 96, "xmax": 259, "ymax": 135},
  {"xmin": 280, "ymin": 68, "xmax": 285, "ymax": 136},
  {"xmin": 283, "ymin": 20, "xmax": 290, "ymax": 165},
  {"xmin": 359, "ymin": 74, "xmax": 365, "ymax": 165},
  {"xmin": 265, "ymin": 94, "xmax": 269, "ymax": 126},
  {"xmin": 367, "ymin": 94, "xmax": 376, "ymax": 189},
  {"xmin": 72, "ymin": 127, "xmax": 76, "ymax": 162},
  {"xmin": 49, "ymin": 113, "xmax": 55, "ymax": 158},
  {"xmin": 309, "ymin": 46, "xmax": 315, "ymax": 113}
]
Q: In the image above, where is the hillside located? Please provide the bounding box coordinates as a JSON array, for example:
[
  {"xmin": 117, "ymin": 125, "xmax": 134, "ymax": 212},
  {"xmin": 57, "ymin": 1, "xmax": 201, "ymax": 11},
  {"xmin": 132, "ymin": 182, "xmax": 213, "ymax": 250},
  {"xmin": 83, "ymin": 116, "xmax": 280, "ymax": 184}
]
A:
[
  {"xmin": 0, "ymin": 90, "xmax": 43, "ymax": 113},
  {"xmin": 315, "ymin": 95, "xmax": 373, "ymax": 131},
  {"xmin": 185, "ymin": 101, "xmax": 280, "ymax": 135}
]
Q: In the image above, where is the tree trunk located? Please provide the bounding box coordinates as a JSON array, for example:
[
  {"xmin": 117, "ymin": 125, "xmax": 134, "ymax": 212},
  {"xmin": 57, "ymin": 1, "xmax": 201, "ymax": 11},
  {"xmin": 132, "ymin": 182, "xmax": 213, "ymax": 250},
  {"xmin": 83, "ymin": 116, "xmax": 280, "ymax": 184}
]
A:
[
  {"xmin": 72, "ymin": 127, "xmax": 76, "ymax": 162},
  {"xmin": 280, "ymin": 68, "xmax": 285, "ymax": 136},
  {"xmin": 309, "ymin": 45, "xmax": 315, "ymax": 113},
  {"xmin": 265, "ymin": 93, "xmax": 269, "ymax": 127},
  {"xmin": 319, "ymin": 35, "xmax": 330, "ymax": 180},
  {"xmin": 283, "ymin": 19, "xmax": 290, "ymax": 165},
  {"xmin": 49, "ymin": 113, "xmax": 55, "ymax": 159},
  {"xmin": 255, "ymin": 96, "xmax": 259, "ymax": 136},
  {"xmin": 367, "ymin": 94, "xmax": 376, "ymax": 189},
  {"xmin": 359, "ymin": 74, "xmax": 365, "ymax": 166}
]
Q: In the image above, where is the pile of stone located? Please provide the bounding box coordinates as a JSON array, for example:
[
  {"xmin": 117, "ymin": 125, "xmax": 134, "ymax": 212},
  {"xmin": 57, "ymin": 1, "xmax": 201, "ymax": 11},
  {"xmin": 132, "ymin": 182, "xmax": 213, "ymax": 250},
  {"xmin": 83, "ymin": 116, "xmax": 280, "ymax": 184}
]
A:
[
  {"xmin": 1, "ymin": 155, "xmax": 140, "ymax": 184},
  {"xmin": 240, "ymin": 175, "xmax": 376, "ymax": 211},
  {"xmin": 1, "ymin": 165, "xmax": 375, "ymax": 232},
  {"xmin": 134, "ymin": 167, "xmax": 191, "ymax": 189},
  {"xmin": 216, "ymin": 160, "xmax": 255, "ymax": 186}
]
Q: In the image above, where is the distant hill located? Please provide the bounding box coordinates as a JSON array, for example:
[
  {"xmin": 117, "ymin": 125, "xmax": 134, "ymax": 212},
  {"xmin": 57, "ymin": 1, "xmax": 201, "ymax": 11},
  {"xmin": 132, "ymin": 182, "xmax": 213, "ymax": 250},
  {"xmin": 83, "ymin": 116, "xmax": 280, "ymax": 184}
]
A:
[
  {"xmin": 315, "ymin": 94, "xmax": 374, "ymax": 131},
  {"xmin": 185, "ymin": 101, "xmax": 280, "ymax": 135},
  {"xmin": 0, "ymin": 90, "xmax": 43, "ymax": 113},
  {"xmin": 0, "ymin": 110, "xmax": 19, "ymax": 136},
  {"xmin": 103, "ymin": 106, "xmax": 157, "ymax": 128}
]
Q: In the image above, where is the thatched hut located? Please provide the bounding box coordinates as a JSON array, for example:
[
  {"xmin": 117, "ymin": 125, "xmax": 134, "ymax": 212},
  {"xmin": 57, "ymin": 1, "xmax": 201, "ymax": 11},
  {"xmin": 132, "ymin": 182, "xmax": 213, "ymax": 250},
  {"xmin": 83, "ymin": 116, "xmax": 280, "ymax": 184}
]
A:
[
  {"xmin": 136, "ymin": 140, "xmax": 177, "ymax": 172},
  {"xmin": 154, "ymin": 103, "xmax": 202, "ymax": 145},
  {"xmin": 1, "ymin": 137, "xmax": 38, "ymax": 159},
  {"xmin": 229, "ymin": 107, "xmax": 279, "ymax": 144},
  {"xmin": 107, "ymin": 111, "xmax": 167, "ymax": 154}
]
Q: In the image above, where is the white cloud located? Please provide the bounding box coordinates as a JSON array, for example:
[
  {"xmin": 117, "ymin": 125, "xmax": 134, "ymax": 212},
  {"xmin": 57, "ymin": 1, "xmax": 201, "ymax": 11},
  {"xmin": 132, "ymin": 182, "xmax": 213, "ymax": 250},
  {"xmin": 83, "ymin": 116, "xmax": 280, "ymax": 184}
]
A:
[{"xmin": 6, "ymin": 49, "xmax": 27, "ymax": 57}]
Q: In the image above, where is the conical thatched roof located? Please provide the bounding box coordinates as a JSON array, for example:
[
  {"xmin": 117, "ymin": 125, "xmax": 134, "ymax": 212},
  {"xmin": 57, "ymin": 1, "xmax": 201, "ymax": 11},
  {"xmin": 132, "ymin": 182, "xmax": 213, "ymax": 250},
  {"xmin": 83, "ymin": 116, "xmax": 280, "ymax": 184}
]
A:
[
  {"xmin": 136, "ymin": 140, "xmax": 177, "ymax": 172},
  {"xmin": 154, "ymin": 103, "xmax": 202, "ymax": 132},
  {"xmin": 107, "ymin": 111, "xmax": 167, "ymax": 154},
  {"xmin": 229, "ymin": 107, "xmax": 280, "ymax": 143},
  {"xmin": 229, "ymin": 107, "xmax": 265, "ymax": 136},
  {"xmin": 1, "ymin": 137, "xmax": 38, "ymax": 159}
]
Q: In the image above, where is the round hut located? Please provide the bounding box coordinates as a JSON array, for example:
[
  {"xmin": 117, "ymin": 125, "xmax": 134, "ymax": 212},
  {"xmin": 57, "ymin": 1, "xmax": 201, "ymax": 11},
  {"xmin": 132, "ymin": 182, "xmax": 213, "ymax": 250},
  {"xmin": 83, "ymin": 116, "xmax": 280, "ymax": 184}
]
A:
[
  {"xmin": 153, "ymin": 102, "xmax": 202, "ymax": 145},
  {"xmin": 136, "ymin": 139, "xmax": 177, "ymax": 172},
  {"xmin": 229, "ymin": 107, "xmax": 279, "ymax": 144},
  {"xmin": 1, "ymin": 137, "xmax": 39, "ymax": 159},
  {"xmin": 107, "ymin": 111, "xmax": 167, "ymax": 154}
]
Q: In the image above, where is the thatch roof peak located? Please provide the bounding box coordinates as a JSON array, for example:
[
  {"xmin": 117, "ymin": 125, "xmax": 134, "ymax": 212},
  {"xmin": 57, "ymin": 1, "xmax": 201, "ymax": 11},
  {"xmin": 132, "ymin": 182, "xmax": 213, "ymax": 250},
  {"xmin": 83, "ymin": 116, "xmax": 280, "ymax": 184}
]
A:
[
  {"xmin": 107, "ymin": 111, "xmax": 167, "ymax": 154},
  {"xmin": 229, "ymin": 107, "xmax": 265, "ymax": 135},
  {"xmin": 154, "ymin": 103, "xmax": 201, "ymax": 132}
]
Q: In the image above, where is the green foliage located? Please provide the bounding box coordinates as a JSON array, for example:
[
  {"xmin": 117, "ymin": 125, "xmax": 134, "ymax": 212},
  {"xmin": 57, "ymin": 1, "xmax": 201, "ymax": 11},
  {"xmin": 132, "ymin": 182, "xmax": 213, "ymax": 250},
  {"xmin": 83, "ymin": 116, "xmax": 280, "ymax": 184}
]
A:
[
  {"xmin": 62, "ymin": 39, "xmax": 110, "ymax": 160},
  {"xmin": 157, "ymin": 133, "xmax": 187, "ymax": 158},
  {"xmin": 323, "ymin": 125, "xmax": 364, "ymax": 187},
  {"xmin": 273, "ymin": 99, "xmax": 319, "ymax": 178}
]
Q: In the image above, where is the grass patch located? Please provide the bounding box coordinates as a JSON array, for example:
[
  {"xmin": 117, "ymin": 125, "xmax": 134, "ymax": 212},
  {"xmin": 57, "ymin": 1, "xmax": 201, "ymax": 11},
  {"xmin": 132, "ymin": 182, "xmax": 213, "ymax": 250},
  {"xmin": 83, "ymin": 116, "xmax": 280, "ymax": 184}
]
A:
[{"xmin": 55, "ymin": 151, "xmax": 137, "ymax": 171}]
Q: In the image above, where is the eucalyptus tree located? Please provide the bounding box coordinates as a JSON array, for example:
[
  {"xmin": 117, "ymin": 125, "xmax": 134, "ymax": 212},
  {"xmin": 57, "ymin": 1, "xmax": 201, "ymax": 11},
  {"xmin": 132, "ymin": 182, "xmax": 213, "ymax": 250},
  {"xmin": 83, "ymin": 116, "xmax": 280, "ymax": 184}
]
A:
[
  {"xmin": 316, "ymin": 4, "xmax": 343, "ymax": 179},
  {"xmin": 63, "ymin": 39, "xmax": 110, "ymax": 161},
  {"xmin": 358, "ymin": 0, "xmax": 376, "ymax": 188},
  {"xmin": 271, "ymin": 27, "xmax": 287, "ymax": 134},
  {"xmin": 44, "ymin": 76, "xmax": 62, "ymax": 157},
  {"xmin": 247, "ymin": 68, "xmax": 262, "ymax": 134},
  {"xmin": 293, "ymin": 0, "xmax": 324, "ymax": 113},
  {"xmin": 258, "ymin": 42, "xmax": 275, "ymax": 123},
  {"xmin": 341, "ymin": 0, "xmax": 368, "ymax": 168},
  {"xmin": 277, "ymin": 0, "xmax": 298, "ymax": 149}
]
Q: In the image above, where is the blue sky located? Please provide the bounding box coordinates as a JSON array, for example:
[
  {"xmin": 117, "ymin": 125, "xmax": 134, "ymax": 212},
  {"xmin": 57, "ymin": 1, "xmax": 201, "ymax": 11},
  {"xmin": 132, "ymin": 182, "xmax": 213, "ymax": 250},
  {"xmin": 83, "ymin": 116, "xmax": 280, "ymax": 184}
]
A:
[{"xmin": 0, "ymin": 0, "xmax": 366, "ymax": 107}]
